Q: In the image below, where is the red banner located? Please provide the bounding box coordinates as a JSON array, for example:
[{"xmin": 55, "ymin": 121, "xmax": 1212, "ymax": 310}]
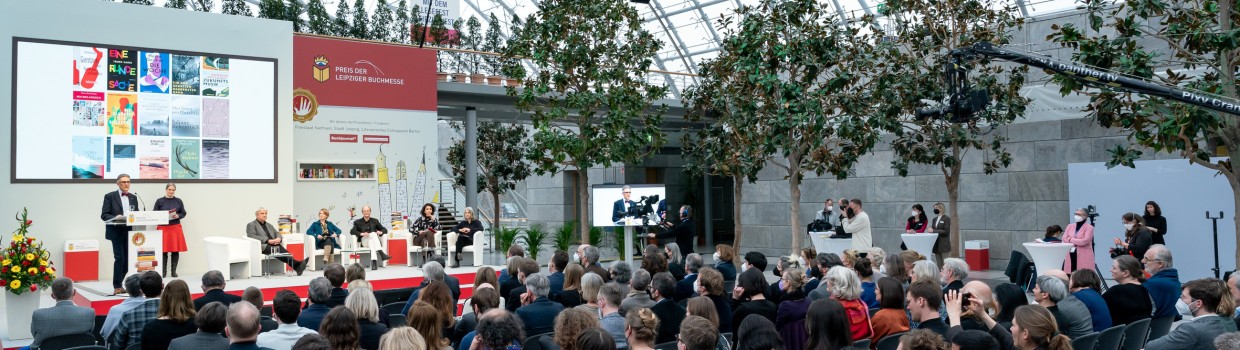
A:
[
  {"xmin": 362, "ymin": 135, "xmax": 390, "ymax": 144},
  {"xmin": 293, "ymin": 35, "xmax": 437, "ymax": 111},
  {"xmin": 329, "ymin": 134, "xmax": 358, "ymax": 143}
]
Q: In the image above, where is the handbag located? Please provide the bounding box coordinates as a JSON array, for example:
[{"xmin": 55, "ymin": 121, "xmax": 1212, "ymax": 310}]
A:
[{"xmin": 1108, "ymin": 246, "xmax": 1129, "ymax": 259}]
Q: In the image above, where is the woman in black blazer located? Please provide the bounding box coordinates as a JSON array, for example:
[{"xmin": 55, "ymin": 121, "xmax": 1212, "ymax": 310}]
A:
[{"xmin": 344, "ymin": 288, "xmax": 388, "ymax": 350}]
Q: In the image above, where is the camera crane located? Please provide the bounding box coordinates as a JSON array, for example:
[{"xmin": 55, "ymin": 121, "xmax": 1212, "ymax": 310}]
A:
[{"xmin": 918, "ymin": 41, "xmax": 1240, "ymax": 121}]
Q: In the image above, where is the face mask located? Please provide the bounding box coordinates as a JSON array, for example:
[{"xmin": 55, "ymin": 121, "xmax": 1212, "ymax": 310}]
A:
[
  {"xmin": 1073, "ymin": 215, "xmax": 1084, "ymax": 223},
  {"xmin": 693, "ymin": 280, "xmax": 700, "ymax": 294},
  {"xmin": 912, "ymin": 210, "xmax": 919, "ymax": 216},
  {"xmin": 825, "ymin": 208, "xmax": 833, "ymax": 213},
  {"xmin": 740, "ymin": 264, "xmax": 748, "ymax": 273},
  {"xmin": 1176, "ymin": 298, "xmax": 1197, "ymax": 317},
  {"xmin": 933, "ymin": 209, "xmax": 940, "ymax": 215},
  {"xmin": 1124, "ymin": 223, "xmax": 1135, "ymax": 231},
  {"xmin": 713, "ymin": 252, "xmax": 721, "ymax": 261},
  {"xmin": 681, "ymin": 209, "xmax": 688, "ymax": 217},
  {"xmin": 573, "ymin": 253, "xmax": 580, "ymax": 262}
]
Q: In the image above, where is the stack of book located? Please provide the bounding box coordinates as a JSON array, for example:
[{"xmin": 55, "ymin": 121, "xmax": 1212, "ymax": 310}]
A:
[
  {"xmin": 390, "ymin": 212, "xmax": 405, "ymax": 232},
  {"xmin": 278, "ymin": 215, "xmax": 293, "ymax": 234}
]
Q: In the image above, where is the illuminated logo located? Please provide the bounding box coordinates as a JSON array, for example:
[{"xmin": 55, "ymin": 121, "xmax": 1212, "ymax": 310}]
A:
[
  {"xmin": 131, "ymin": 232, "xmax": 146, "ymax": 246},
  {"xmin": 313, "ymin": 56, "xmax": 330, "ymax": 83},
  {"xmin": 293, "ymin": 88, "xmax": 319, "ymax": 124}
]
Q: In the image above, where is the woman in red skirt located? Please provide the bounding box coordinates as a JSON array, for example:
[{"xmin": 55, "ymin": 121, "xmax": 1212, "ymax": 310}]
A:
[{"xmin": 154, "ymin": 183, "xmax": 187, "ymax": 277}]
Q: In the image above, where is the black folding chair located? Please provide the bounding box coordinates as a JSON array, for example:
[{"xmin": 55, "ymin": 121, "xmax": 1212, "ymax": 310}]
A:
[
  {"xmin": 1071, "ymin": 332, "xmax": 1100, "ymax": 350},
  {"xmin": 1119, "ymin": 318, "xmax": 1151, "ymax": 350},
  {"xmin": 1093, "ymin": 324, "xmax": 1126, "ymax": 350}
]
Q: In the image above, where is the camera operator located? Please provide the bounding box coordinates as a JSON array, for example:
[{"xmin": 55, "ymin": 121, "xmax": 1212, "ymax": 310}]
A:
[
  {"xmin": 649, "ymin": 205, "xmax": 694, "ymax": 257},
  {"xmin": 841, "ymin": 199, "xmax": 872, "ymax": 251},
  {"xmin": 807, "ymin": 198, "xmax": 839, "ymax": 234}
]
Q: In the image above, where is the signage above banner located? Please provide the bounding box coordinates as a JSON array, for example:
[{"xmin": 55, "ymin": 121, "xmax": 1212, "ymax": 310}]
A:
[{"xmin": 293, "ymin": 35, "xmax": 437, "ymax": 111}]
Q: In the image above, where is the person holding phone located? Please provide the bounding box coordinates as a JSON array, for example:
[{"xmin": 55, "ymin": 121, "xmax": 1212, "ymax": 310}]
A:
[{"xmin": 153, "ymin": 183, "xmax": 187, "ymax": 277}]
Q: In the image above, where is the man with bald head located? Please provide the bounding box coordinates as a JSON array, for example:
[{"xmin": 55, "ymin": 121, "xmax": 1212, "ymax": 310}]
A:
[
  {"xmin": 225, "ymin": 302, "xmax": 264, "ymax": 349},
  {"xmin": 954, "ymin": 281, "xmax": 995, "ymax": 331},
  {"xmin": 350, "ymin": 205, "xmax": 390, "ymax": 270}
]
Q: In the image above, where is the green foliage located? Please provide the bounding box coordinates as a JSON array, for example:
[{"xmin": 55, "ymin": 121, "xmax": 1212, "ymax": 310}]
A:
[
  {"xmin": 285, "ymin": 0, "xmax": 303, "ymax": 32},
  {"xmin": 164, "ymin": 0, "xmax": 187, "ymax": 9},
  {"xmin": 257, "ymin": 0, "xmax": 285, "ymax": 20},
  {"xmin": 446, "ymin": 122, "xmax": 533, "ymax": 229},
  {"xmin": 1048, "ymin": 0, "xmax": 1240, "ymax": 267},
  {"xmin": 462, "ymin": 16, "xmax": 483, "ymax": 74},
  {"xmin": 494, "ymin": 226, "xmax": 523, "ymax": 257},
  {"xmin": 523, "ymin": 224, "xmax": 549, "ymax": 261},
  {"xmin": 610, "ymin": 227, "xmax": 628, "ymax": 256},
  {"xmin": 371, "ymin": 0, "xmax": 394, "ymax": 42},
  {"xmin": 501, "ymin": 0, "xmax": 669, "ymax": 242},
  {"xmin": 429, "ymin": 13, "xmax": 449, "ymax": 70},
  {"xmin": 350, "ymin": 0, "xmax": 369, "ymax": 39},
  {"xmin": 553, "ymin": 221, "xmax": 577, "ymax": 253},
  {"xmin": 221, "ymin": 0, "xmax": 251, "ymax": 16},
  {"xmin": 588, "ymin": 226, "xmax": 604, "ymax": 248},
  {"xmin": 393, "ymin": 0, "xmax": 411, "ymax": 44},
  {"xmin": 332, "ymin": 0, "xmax": 351, "ymax": 37},
  {"xmin": 305, "ymin": 0, "xmax": 331, "ymax": 35},
  {"xmin": 482, "ymin": 13, "xmax": 504, "ymax": 75}
]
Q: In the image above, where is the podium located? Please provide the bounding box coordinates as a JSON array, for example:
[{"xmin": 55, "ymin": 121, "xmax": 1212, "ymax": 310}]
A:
[{"xmin": 108, "ymin": 211, "xmax": 168, "ymax": 278}]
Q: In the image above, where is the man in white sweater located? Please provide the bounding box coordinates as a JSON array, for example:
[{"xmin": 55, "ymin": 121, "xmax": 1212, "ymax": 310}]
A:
[
  {"xmin": 843, "ymin": 199, "xmax": 872, "ymax": 251},
  {"xmin": 256, "ymin": 290, "xmax": 318, "ymax": 350}
]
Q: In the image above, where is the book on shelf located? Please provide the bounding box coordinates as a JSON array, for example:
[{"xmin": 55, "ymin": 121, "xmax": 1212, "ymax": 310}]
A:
[{"xmin": 278, "ymin": 215, "xmax": 293, "ymax": 234}]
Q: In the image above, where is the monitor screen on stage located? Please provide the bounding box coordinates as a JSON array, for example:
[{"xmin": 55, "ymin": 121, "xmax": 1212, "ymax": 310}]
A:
[
  {"xmin": 11, "ymin": 38, "xmax": 278, "ymax": 183},
  {"xmin": 592, "ymin": 184, "xmax": 666, "ymax": 227}
]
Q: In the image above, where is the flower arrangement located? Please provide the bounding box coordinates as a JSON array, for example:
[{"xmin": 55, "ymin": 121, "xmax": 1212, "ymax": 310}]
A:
[{"xmin": 1, "ymin": 208, "xmax": 55, "ymax": 295}]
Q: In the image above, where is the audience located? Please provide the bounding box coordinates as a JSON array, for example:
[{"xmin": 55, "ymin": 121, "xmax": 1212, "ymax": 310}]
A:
[
  {"xmin": 1144, "ymin": 244, "xmax": 1183, "ymax": 319},
  {"xmin": 676, "ymin": 253, "xmax": 704, "ymax": 302},
  {"xmin": 714, "ymin": 244, "xmax": 738, "ymax": 282},
  {"xmin": 1011, "ymin": 305, "xmax": 1072, "ymax": 350},
  {"xmin": 955, "ymin": 281, "xmax": 995, "ymax": 332},
  {"xmin": 378, "ymin": 327, "xmax": 426, "ymax": 350},
  {"xmin": 776, "ymin": 267, "xmax": 811, "ymax": 350},
  {"xmin": 906, "ymin": 280, "xmax": 948, "ymax": 337},
  {"xmin": 1214, "ymin": 332, "xmax": 1240, "ymax": 350},
  {"xmin": 597, "ymin": 283, "xmax": 629, "ymax": 348},
  {"xmin": 299, "ymin": 277, "xmax": 334, "ymax": 331},
  {"xmin": 950, "ymin": 329, "xmax": 999, "ymax": 350},
  {"xmin": 805, "ymin": 298, "xmax": 853, "ymax": 350},
  {"xmin": 575, "ymin": 328, "xmax": 618, "ymax": 350},
  {"xmin": 901, "ymin": 251, "xmax": 927, "ymax": 281},
  {"xmin": 194, "ymin": 270, "xmax": 242, "ymax": 311},
  {"xmin": 505, "ymin": 258, "xmax": 541, "ymax": 313},
  {"xmin": 241, "ymin": 287, "xmax": 264, "ymax": 315},
  {"xmin": 110, "ymin": 271, "xmax": 164, "ymax": 350},
  {"xmin": 742, "ymin": 251, "xmax": 767, "ymax": 275},
  {"xmin": 103, "ymin": 274, "xmax": 146, "ymax": 340},
  {"xmin": 1103, "ymin": 255, "xmax": 1155, "ymax": 325},
  {"xmin": 346, "ymin": 262, "xmax": 367, "ymax": 284},
  {"xmin": 897, "ymin": 329, "xmax": 948, "ymax": 350},
  {"xmin": 226, "ymin": 302, "xmax": 266, "ymax": 350},
  {"xmin": 319, "ymin": 306, "xmax": 361, "ymax": 350},
  {"xmin": 1146, "ymin": 278, "xmax": 1237, "ymax": 349},
  {"xmin": 29, "ymin": 277, "xmax": 94, "ymax": 350},
  {"xmin": 548, "ymin": 251, "xmax": 568, "ymax": 298},
  {"xmin": 455, "ymin": 287, "xmax": 499, "ymax": 347},
  {"xmin": 1034, "ymin": 273, "xmax": 1093, "ymax": 339},
  {"xmin": 667, "ymin": 243, "xmax": 687, "ymax": 281},
  {"xmin": 293, "ymin": 334, "xmax": 331, "ymax": 350},
  {"xmin": 809, "ymin": 253, "xmax": 842, "ymax": 300},
  {"xmin": 141, "ymin": 279, "xmax": 198, "ymax": 350},
  {"xmin": 678, "ymin": 316, "xmax": 719, "ymax": 350},
  {"xmin": 993, "ymin": 283, "xmax": 1026, "ymax": 327},
  {"xmin": 1068, "ymin": 269, "xmax": 1113, "ymax": 332},
  {"xmin": 553, "ymin": 308, "xmax": 599, "ymax": 350},
  {"xmin": 576, "ymin": 272, "xmax": 605, "ymax": 315},
  {"xmin": 498, "ymin": 245, "xmax": 525, "ymax": 285},
  {"xmin": 345, "ymin": 287, "xmax": 387, "ymax": 350},
  {"xmin": 473, "ymin": 309, "xmax": 525, "ymax": 350},
  {"xmin": 1230, "ymin": 273, "xmax": 1240, "ymax": 329},
  {"xmin": 685, "ymin": 297, "xmax": 731, "ymax": 349},
  {"xmin": 826, "ymin": 265, "xmax": 873, "ymax": 341},
  {"xmin": 499, "ymin": 256, "xmax": 524, "ymax": 301},
  {"xmin": 621, "ymin": 269, "xmax": 656, "ymax": 316},
  {"xmin": 940, "ymin": 258, "xmax": 968, "ymax": 293},
  {"xmin": 515, "ymin": 273, "xmax": 563, "ymax": 337},
  {"xmin": 734, "ymin": 315, "xmax": 782, "ymax": 350},
  {"xmin": 257, "ymin": 290, "xmax": 318, "ymax": 350},
  {"xmin": 871, "ymin": 277, "xmax": 910, "ymax": 345},
  {"xmin": 611, "ymin": 261, "xmax": 634, "ymax": 292},
  {"xmin": 649, "ymin": 272, "xmax": 686, "ymax": 344},
  {"xmin": 558, "ymin": 264, "xmax": 586, "ymax": 308},
  {"xmin": 911, "ymin": 260, "xmax": 940, "ymax": 285},
  {"xmin": 578, "ymin": 245, "xmax": 610, "ymax": 282},
  {"xmin": 324, "ymin": 263, "xmax": 350, "ymax": 307},
  {"xmin": 624, "ymin": 308, "xmax": 660, "ymax": 350},
  {"xmin": 168, "ymin": 302, "xmax": 229, "ymax": 350},
  {"xmin": 417, "ymin": 281, "xmax": 457, "ymax": 340},
  {"xmin": 406, "ymin": 301, "xmax": 450, "ymax": 350},
  {"xmin": 695, "ymin": 267, "xmax": 733, "ymax": 334},
  {"xmin": 867, "ymin": 247, "xmax": 887, "ymax": 281},
  {"xmin": 770, "ymin": 255, "xmax": 800, "ymax": 302},
  {"xmin": 463, "ymin": 267, "xmax": 505, "ymax": 315},
  {"xmin": 402, "ymin": 261, "xmax": 447, "ymax": 315},
  {"xmin": 729, "ymin": 268, "xmax": 777, "ymax": 335},
  {"xmin": 944, "ymin": 290, "xmax": 1007, "ymax": 349},
  {"xmin": 855, "ymin": 258, "xmax": 879, "ymax": 309},
  {"xmin": 641, "ymin": 249, "xmax": 669, "ymax": 277}
]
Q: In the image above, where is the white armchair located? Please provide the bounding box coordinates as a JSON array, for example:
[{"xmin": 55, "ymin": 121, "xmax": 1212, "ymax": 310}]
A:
[
  {"xmin": 406, "ymin": 231, "xmax": 444, "ymax": 267},
  {"xmin": 448, "ymin": 230, "xmax": 487, "ymax": 267},
  {"xmin": 339, "ymin": 234, "xmax": 382, "ymax": 266},
  {"xmin": 205, "ymin": 236, "xmax": 259, "ymax": 280},
  {"xmin": 303, "ymin": 234, "xmax": 338, "ymax": 271}
]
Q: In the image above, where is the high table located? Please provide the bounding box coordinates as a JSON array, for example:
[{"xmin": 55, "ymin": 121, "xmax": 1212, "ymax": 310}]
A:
[
  {"xmin": 1022, "ymin": 242, "xmax": 1073, "ymax": 277},
  {"xmin": 901, "ymin": 234, "xmax": 938, "ymax": 261},
  {"xmin": 809, "ymin": 232, "xmax": 853, "ymax": 256}
]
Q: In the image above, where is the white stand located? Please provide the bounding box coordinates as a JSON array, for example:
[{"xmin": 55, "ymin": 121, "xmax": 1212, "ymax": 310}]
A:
[
  {"xmin": 901, "ymin": 234, "xmax": 938, "ymax": 261},
  {"xmin": 121, "ymin": 211, "xmax": 169, "ymax": 278},
  {"xmin": 624, "ymin": 226, "xmax": 635, "ymax": 268},
  {"xmin": 809, "ymin": 232, "xmax": 853, "ymax": 256},
  {"xmin": 1023, "ymin": 242, "xmax": 1073, "ymax": 277}
]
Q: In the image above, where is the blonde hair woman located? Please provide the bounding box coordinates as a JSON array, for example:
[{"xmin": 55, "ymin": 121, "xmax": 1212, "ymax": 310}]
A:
[
  {"xmin": 378, "ymin": 326, "xmax": 427, "ymax": 350},
  {"xmin": 307, "ymin": 208, "xmax": 341, "ymax": 264},
  {"xmin": 345, "ymin": 287, "xmax": 388, "ymax": 350}
]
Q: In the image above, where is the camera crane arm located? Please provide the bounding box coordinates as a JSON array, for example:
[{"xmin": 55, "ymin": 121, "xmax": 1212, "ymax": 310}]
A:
[{"xmin": 951, "ymin": 42, "xmax": 1240, "ymax": 117}]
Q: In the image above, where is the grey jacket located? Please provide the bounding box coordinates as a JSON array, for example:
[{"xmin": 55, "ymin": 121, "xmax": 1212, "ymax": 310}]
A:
[
  {"xmin": 1146, "ymin": 314, "xmax": 1239, "ymax": 350},
  {"xmin": 31, "ymin": 300, "xmax": 95, "ymax": 349},
  {"xmin": 1056, "ymin": 295, "xmax": 1096, "ymax": 339},
  {"xmin": 167, "ymin": 330, "xmax": 230, "ymax": 350}
]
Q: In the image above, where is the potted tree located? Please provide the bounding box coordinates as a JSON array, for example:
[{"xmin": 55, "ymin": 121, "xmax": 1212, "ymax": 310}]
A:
[
  {"xmin": 483, "ymin": 13, "xmax": 504, "ymax": 85},
  {"xmin": 447, "ymin": 17, "xmax": 464, "ymax": 82},
  {"xmin": 501, "ymin": 14, "xmax": 524, "ymax": 87},
  {"xmin": 428, "ymin": 12, "xmax": 451, "ymax": 82},
  {"xmin": 463, "ymin": 15, "xmax": 486, "ymax": 84}
]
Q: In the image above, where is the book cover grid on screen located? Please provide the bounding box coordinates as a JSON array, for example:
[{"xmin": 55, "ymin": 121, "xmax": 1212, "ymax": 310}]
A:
[
  {"xmin": 12, "ymin": 38, "xmax": 277, "ymax": 182},
  {"xmin": 592, "ymin": 184, "xmax": 667, "ymax": 227}
]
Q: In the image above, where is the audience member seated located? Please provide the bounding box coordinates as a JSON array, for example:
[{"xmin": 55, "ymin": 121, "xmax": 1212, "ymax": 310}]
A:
[
  {"xmin": 499, "ymin": 255, "xmax": 523, "ymax": 300},
  {"xmin": 548, "ymin": 251, "xmax": 569, "ymax": 298},
  {"xmin": 1069, "ymin": 269, "xmax": 1113, "ymax": 332},
  {"xmin": 345, "ymin": 287, "xmax": 387, "ymax": 350},
  {"xmin": 318, "ymin": 306, "xmax": 360, "ymax": 350},
  {"xmin": 1033, "ymin": 274, "xmax": 1093, "ymax": 339},
  {"xmin": 675, "ymin": 253, "xmax": 704, "ymax": 302},
  {"xmin": 226, "ymin": 302, "xmax": 269, "ymax": 350},
  {"xmin": 298, "ymin": 277, "xmax": 334, "ymax": 331},
  {"xmin": 729, "ymin": 268, "xmax": 777, "ymax": 335},
  {"xmin": 455, "ymin": 287, "xmax": 499, "ymax": 347},
  {"xmin": 1214, "ymin": 332, "xmax": 1240, "ymax": 350},
  {"xmin": 578, "ymin": 245, "xmax": 611, "ymax": 282},
  {"xmin": 809, "ymin": 253, "xmax": 841, "ymax": 300},
  {"xmin": 1011, "ymin": 305, "xmax": 1072, "ymax": 350},
  {"xmin": 346, "ymin": 262, "xmax": 366, "ymax": 284},
  {"xmin": 611, "ymin": 261, "xmax": 634, "ymax": 295},
  {"xmin": 649, "ymin": 272, "xmax": 686, "ymax": 344},
  {"xmin": 951, "ymin": 330, "xmax": 999, "ymax": 350},
  {"xmin": 553, "ymin": 308, "xmax": 599, "ymax": 350},
  {"xmin": 110, "ymin": 271, "xmax": 164, "ymax": 350},
  {"xmin": 472, "ymin": 310, "xmax": 525, "ymax": 350},
  {"xmin": 505, "ymin": 258, "xmax": 541, "ymax": 313},
  {"xmin": 292, "ymin": 334, "xmax": 330, "ymax": 350},
  {"xmin": 323, "ymin": 263, "xmax": 350, "ymax": 308},
  {"xmin": 1039, "ymin": 225, "xmax": 1063, "ymax": 243},
  {"xmin": 515, "ymin": 273, "xmax": 564, "ymax": 337},
  {"xmin": 417, "ymin": 281, "xmax": 458, "ymax": 342},
  {"xmin": 257, "ymin": 290, "xmax": 317, "ymax": 350},
  {"xmin": 597, "ymin": 282, "xmax": 629, "ymax": 348},
  {"xmin": 621, "ymin": 269, "xmax": 656, "ymax": 316},
  {"xmin": 806, "ymin": 298, "xmax": 854, "ymax": 350},
  {"xmin": 141, "ymin": 279, "xmax": 198, "ymax": 350},
  {"xmin": 378, "ymin": 327, "xmax": 426, "ymax": 350},
  {"xmin": 678, "ymin": 316, "xmax": 720, "ymax": 350},
  {"xmin": 402, "ymin": 261, "xmax": 447, "ymax": 315},
  {"xmin": 872, "ymin": 277, "xmax": 911, "ymax": 345},
  {"xmin": 576, "ymin": 272, "xmax": 605, "ymax": 315},
  {"xmin": 713, "ymin": 244, "xmax": 738, "ymax": 282},
  {"xmin": 955, "ymin": 281, "xmax": 995, "ymax": 332},
  {"xmin": 498, "ymin": 245, "xmax": 524, "ymax": 286},
  {"xmin": 885, "ymin": 253, "xmax": 910, "ymax": 287},
  {"xmin": 576, "ymin": 328, "xmax": 618, "ymax": 350},
  {"xmin": 428, "ymin": 256, "xmax": 463, "ymax": 302},
  {"xmin": 641, "ymin": 249, "xmax": 669, "ymax": 277},
  {"xmin": 868, "ymin": 247, "xmax": 887, "ymax": 281},
  {"xmin": 194, "ymin": 270, "xmax": 242, "ymax": 311},
  {"xmin": 1103, "ymin": 255, "xmax": 1154, "ymax": 325},
  {"xmin": 103, "ymin": 275, "xmax": 146, "ymax": 341},
  {"xmin": 901, "ymin": 251, "xmax": 928, "ymax": 281},
  {"xmin": 945, "ymin": 290, "xmax": 1011, "ymax": 350},
  {"xmin": 557, "ymin": 264, "xmax": 586, "ymax": 308},
  {"xmin": 242, "ymin": 287, "xmax": 264, "ymax": 315},
  {"xmin": 912, "ymin": 260, "xmax": 940, "ymax": 286},
  {"xmin": 898, "ymin": 329, "xmax": 949, "ymax": 350},
  {"xmin": 855, "ymin": 259, "xmax": 879, "ymax": 309},
  {"xmin": 407, "ymin": 301, "xmax": 450, "ymax": 350},
  {"xmin": 695, "ymin": 267, "xmax": 733, "ymax": 334},
  {"xmin": 993, "ymin": 283, "xmax": 1024, "ymax": 328},
  {"xmin": 776, "ymin": 267, "xmax": 811, "ymax": 350},
  {"xmin": 666, "ymin": 244, "xmax": 687, "ymax": 281},
  {"xmin": 826, "ymin": 265, "xmax": 873, "ymax": 341},
  {"xmin": 741, "ymin": 251, "xmax": 767, "ymax": 276},
  {"xmin": 907, "ymin": 280, "xmax": 948, "ymax": 337},
  {"xmin": 1144, "ymin": 244, "xmax": 1182, "ymax": 319},
  {"xmin": 29, "ymin": 277, "xmax": 94, "ymax": 350},
  {"xmin": 686, "ymin": 297, "xmax": 732, "ymax": 350},
  {"xmin": 941, "ymin": 258, "xmax": 968, "ymax": 293},
  {"xmin": 168, "ymin": 302, "xmax": 229, "ymax": 350},
  {"xmin": 1145, "ymin": 278, "xmax": 1238, "ymax": 349},
  {"xmin": 734, "ymin": 314, "xmax": 782, "ymax": 350},
  {"xmin": 624, "ymin": 308, "xmax": 660, "ymax": 350},
  {"xmin": 1230, "ymin": 273, "xmax": 1240, "ymax": 329}
]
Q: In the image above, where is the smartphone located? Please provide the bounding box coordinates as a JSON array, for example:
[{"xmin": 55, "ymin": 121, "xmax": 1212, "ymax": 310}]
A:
[{"xmin": 961, "ymin": 292, "xmax": 973, "ymax": 312}]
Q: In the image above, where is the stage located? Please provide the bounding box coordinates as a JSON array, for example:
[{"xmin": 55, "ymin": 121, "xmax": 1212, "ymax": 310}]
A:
[{"xmin": 0, "ymin": 263, "xmax": 494, "ymax": 349}]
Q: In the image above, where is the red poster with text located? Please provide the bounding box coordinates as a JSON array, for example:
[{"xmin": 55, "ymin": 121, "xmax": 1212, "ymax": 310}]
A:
[{"xmin": 293, "ymin": 35, "xmax": 436, "ymax": 111}]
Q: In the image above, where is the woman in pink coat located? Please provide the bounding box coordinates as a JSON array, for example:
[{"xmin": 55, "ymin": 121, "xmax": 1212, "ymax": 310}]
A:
[{"xmin": 1062, "ymin": 207, "xmax": 1095, "ymax": 272}]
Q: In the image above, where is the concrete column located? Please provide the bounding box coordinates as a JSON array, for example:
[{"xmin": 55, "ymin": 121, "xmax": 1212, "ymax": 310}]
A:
[
  {"xmin": 703, "ymin": 174, "xmax": 713, "ymax": 249},
  {"xmin": 465, "ymin": 107, "xmax": 478, "ymax": 214}
]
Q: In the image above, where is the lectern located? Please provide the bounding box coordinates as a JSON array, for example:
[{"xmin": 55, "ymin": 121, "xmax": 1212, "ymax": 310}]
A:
[{"xmin": 109, "ymin": 211, "xmax": 168, "ymax": 277}]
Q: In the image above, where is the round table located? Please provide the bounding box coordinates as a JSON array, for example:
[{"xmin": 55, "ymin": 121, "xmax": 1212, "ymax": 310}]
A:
[
  {"xmin": 901, "ymin": 234, "xmax": 938, "ymax": 260},
  {"xmin": 1022, "ymin": 242, "xmax": 1073, "ymax": 277},
  {"xmin": 810, "ymin": 232, "xmax": 853, "ymax": 256}
]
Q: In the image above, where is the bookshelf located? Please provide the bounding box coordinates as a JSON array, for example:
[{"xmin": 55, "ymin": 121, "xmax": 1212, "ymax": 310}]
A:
[{"xmin": 297, "ymin": 161, "xmax": 376, "ymax": 181}]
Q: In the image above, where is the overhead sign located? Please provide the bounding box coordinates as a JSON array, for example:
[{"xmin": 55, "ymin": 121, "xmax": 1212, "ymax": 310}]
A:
[{"xmin": 293, "ymin": 35, "xmax": 437, "ymax": 111}]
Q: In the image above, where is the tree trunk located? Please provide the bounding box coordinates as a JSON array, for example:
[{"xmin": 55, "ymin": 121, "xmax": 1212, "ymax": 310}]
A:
[
  {"xmin": 493, "ymin": 190, "xmax": 502, "ymax": 231},
  {"xmin": 731, "ymin": 175, "xmax": 745, "ymax": 265},
  {"xmin": 1230, "ymin": 171, "xmax": 1240, "ymax": 271},
  {"xmin": 789, "ymin": 154, "xmax": 803, "ymax": 253},
  {"xmin": 946, "ymin": 173, "xmax": 961, "ymax": 258},
  {"xmin": 578, "ymin": 170, "xmax": 591, "ymax": 244}
]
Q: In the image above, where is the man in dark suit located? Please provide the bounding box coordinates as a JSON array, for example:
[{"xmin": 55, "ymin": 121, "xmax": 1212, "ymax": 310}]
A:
[
  {"xmin": 674, "ymin": 253, "xmax": 703, "ymax": 302},
  {"xmin": 101, "ymin": 174, "xmax": 138, "ymax": 295},
  {"xmin": 430, "ymin": 256, "xmax": 462, "ymax": 303},
  {"xmin": 30, "ymin": 278, "xmax": 95, "ymax": 350},
  {"xmin": 193, "ymin": 270, "xmax": 242, "ymax": 311},
  {"xmin": 547, "ymin": 251, "xmax": 568, "ymax": 298},
  {"xmin": 402, "ymin": 261, "xmax": 447, "ymax": 315},
  {"xmin": 650, "ymin": 272, "xmax": 686, "ymax": 344},
  {"xmin": 224, "ymin": 302, "xmax": 265, "ymax": 350},
  {"xmin": 577, "ymin": 245, "xmax": 611, "ymax": 282},
  {"xmin": 244, "ymin": 208, "xmax": 306, "ymax": 275},
  {"xmin": 515, "ymin": 273, "xmax": 564, "ymax": 337},
  {"xmin": 323, "ymin": 263, "xmax": 349, "ymax": 307},
  {"xmin": 297, "ymin": 277, "xmax": 333, "ymax": 331},
  {"xmin": 506, "ymin": 258, "xmax": 540, "ymax": 312},
  {"xmin": 650, "ymin": 205, "xmax": 695, "ymax": 257},
  {"xmin": 908, "ymin": 280, "xmax": 948, "ymax": 337},
  {"xmin": 612, "ymin": 185, "xmax": 634, "ymax": 224},
  {"xmin": 168, "ymin": 302, "xmax": 230, "ymax": 350}
]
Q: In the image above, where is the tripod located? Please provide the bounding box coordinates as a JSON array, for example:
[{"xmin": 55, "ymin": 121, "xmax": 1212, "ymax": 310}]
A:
[{"xmin": 1207, "ymin": 211, "xmax": 1225, "ymax": 278}]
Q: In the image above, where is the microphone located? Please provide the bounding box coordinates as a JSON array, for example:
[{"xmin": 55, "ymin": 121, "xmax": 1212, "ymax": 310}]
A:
[{"xmin": 132, "ymin": 192, "xmax": 146, "ymax": 211}]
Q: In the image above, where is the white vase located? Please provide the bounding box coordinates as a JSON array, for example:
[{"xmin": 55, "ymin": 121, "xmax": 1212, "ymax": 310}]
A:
[{"xmin": 6, "ymin": 290, "xmax": 41, "ymax": 340}]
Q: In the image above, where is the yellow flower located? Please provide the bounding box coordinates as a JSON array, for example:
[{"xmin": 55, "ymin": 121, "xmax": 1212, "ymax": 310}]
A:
[
  {"xmin": 11, "ymin": 234, "xmax": 21, "ymax": 242},
  {"xmin": 1, "ymin": 259, "xmax": 9, "ymax": 266},
  {"xmin": 39, "ymin": 260, "xmax": 47, "ymax": 266},
  {"xmin": 25, "ymin": 253, "xmax": 35, "ymax": 261},
  {"xmin": 10, "ymin": 266, "xmax": 18, "ymax": 273},
  {"xmin": 27, "ymin": 267, "xmax": 37, "ymax": 275},
  {"xmin": 9, "ymin": 280, "xmax": 19, "ymax": 289},
  {"xmin": 47, "ymin": 267, "xmax": 54, "ymax": 274}
]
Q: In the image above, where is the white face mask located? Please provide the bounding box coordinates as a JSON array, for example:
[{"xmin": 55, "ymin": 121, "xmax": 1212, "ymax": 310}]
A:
[
  {"xmin": 1073, "ymin": 215, "xmax": 1084, "ymax": 223},
  {"xmin": 740, "ymin": 264, "xmax": 748, "ymax": 274},
  {"xmin": 573, "ymin": 253, "xmax": 580, "ymax": 262},
  {"xmin": 1176, "ymin": 298, "xmax": 1197, "ymax": 318},
  {"xmin": 713, "ymin": 252, "xmax": 721, "ymax": 261},
  {"xmin": 1124, "ymin": 223, "xmax": 1135, "ymax": 231},
  {"xmin": 693, "ymin": 280, "xmax": 701, "ymax": 294},
  {"xmin": 912, "ymin": 210, "xmax": 919, "ymax": 216}
]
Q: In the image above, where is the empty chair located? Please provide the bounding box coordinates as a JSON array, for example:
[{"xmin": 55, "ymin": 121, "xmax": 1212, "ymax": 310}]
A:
[
  {"xmin": 1119, "ymin": 318, "xmax": 1151, "ymax": 350},
  {"xmin": 852, "ymin": 338, "xmax": 872, "ymax": 349},
  {"xmin": 1093, "ymin": 324, "xmax": 1127, "ymax": 350},
  {"xmin": 876, "ymin": 332, "xmax": 906, "ymax": 350},
  {"xmin": 39, "ymin": 333, "xmax": 96, "ymax": 350},
  {"xmin": 205, "ymin": 236, "xmax": 258, "ymax": 280},
  {"xmin": 1146, "ymin": 316, "xmax": 1173, "ymax": 342},
  {"xmin": 388, "ymin": 314, "xmax": 407, "ymax": 328},
  {"xmin": 1071, "ymin": 331, "xmax": 1100, "ymax": 350},
  {"xmin": 381, "ymin": 302, "xmax": 405, "ymax": 317}
]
